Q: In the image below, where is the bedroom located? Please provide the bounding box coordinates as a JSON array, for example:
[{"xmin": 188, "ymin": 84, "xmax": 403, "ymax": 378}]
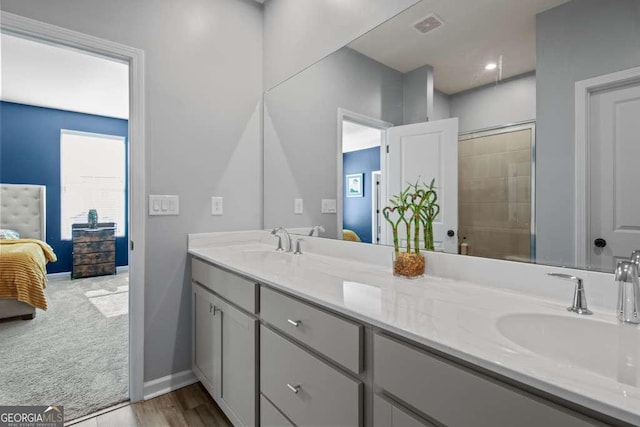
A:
[{"xmin": 0, "ymin": 33, "xmax": 130, "ymax": 420}]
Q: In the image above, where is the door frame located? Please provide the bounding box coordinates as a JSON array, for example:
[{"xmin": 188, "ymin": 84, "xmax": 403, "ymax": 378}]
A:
[
  {"xmin": 336, "ymin": 108, "xmax": 392, "ymax": 240},
  {"xmin": 574, "ymin": 66, "xmax": 640, "ymax": 267},
  {"xmin": 1, "ymin": 12, "xmax": 146, "ymax": 402},
  {"xmin": 459, "ymin": 121, "xmax": 536, "ymax": 261},
  {"xmin": 371, "ymin": 170, "xmax": 381, "ymax": 244}
]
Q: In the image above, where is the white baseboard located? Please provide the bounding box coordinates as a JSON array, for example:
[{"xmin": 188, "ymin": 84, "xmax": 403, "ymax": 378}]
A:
[
  {"xmin": 47, "ymin": 265, "xmax": 129, "ymax": 281},
  {"xmin": 142, "ymin": 370, "xmax": 197, "ymax": 400}
]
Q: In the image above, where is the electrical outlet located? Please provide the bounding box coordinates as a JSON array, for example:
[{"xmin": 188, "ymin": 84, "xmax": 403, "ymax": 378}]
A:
[
  {"xmin": 294, "ymin": 198, "xmax": 304, "ymax": 214},
  {"xmin": 211, "ymin": 197, "xmax": 223, "ymax": 215}
]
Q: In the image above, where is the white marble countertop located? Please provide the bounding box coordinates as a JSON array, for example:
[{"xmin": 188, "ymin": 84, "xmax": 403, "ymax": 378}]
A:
[{"xmin": 188, "ymin": 232, "xmax": 640, "ymax": 425}]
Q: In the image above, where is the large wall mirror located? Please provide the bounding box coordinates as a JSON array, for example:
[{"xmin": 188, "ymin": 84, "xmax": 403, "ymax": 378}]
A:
[{"xmin": 263, "ymin": 0, "xmax": 640, "ymax": 273}]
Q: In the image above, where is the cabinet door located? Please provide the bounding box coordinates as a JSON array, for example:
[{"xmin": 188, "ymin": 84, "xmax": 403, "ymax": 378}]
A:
[
  {"xmin": 193, "ymin": 284, "xmax": 217, "ymax": 390},
  {"xmin": 374, "ymin": 394, "xmax": 434, "ymax": 427},
  {"xmin": 216, "ymin": 297, "xmax": 257, "ymax": 427}
]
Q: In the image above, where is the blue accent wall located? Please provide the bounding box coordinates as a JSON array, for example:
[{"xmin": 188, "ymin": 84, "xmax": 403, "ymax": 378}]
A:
[
  {"xmin": 0, "ymin": 101, "xmax": 129, "ymax": 273},
  {"xmin": 343, "ymin": 146, "xmax": 380, "ymax": 244}
]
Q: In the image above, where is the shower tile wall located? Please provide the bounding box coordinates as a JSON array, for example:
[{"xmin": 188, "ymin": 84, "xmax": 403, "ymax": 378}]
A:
[{"xmin": 458, "ymin": 128, "xmax": 532, "ymax": 261}]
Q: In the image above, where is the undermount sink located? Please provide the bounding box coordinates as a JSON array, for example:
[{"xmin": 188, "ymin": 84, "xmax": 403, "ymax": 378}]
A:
[{"xmin": 497, "ymin": 313, "xmax": 640, "ymax": 384}]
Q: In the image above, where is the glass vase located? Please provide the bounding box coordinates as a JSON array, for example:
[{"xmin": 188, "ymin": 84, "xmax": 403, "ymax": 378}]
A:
[
  {"xmin": 87, "ymin": 209, "xmax": 98, "ymax": 229},
  {"xmin": 392, "ymin": 251, "xmax": 425, "ymax": 279}
]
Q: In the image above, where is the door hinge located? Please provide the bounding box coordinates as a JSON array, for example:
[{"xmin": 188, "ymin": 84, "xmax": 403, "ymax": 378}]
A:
[
  {"xmin": 130, "ymin": 240, "xmax": 134, "ymax": 251},
  {"xmin": 386, "ymin": 146, "xmax": 389, "ymax": 154}
]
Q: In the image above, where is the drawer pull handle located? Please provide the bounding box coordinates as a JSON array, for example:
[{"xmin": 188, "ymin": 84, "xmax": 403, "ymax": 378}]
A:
[
  {"xmin": 286, "ymin": 383, "xmax": 300, "ymax": 394},
  {"xmin": 287, "ymin": 319, "xmax": 301, "ymax": 327}
]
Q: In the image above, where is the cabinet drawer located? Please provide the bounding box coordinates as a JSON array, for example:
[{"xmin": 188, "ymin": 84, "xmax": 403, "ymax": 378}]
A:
[
  {"xmin": 373, "ymin": 334, "xmax": 601, "ymax": 427},
  {"xmin": 73, "ymin": 251, "xmax": 115, "ymax": 266},
  {"xmin": 260, "ymin": 394, "xmax": 294, "ymax": 427},
  {"xmin": 72, "ymin": 229, "xmax": 115, "ymax": 242},
  {"xmin": 374, "ymin": 394, "xmax": 434, "ymax": 427},
  {"xmin": 260, "ymin": 326, "xmax": 361, "ymax": 427},
  {"xmin": 192, "ymin": 258, "xmax": 257, "ymax": 313},
  {"xmin": 261, "ymin": 286, "xmax": 362, "ymax": 374},
  {"xmin": 73, "ymin": 241, "xmax": 115, "ymax": 254}
]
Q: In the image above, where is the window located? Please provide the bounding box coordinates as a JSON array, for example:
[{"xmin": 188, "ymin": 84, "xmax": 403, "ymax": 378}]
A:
[{"xmin": 61, "ymin": 130, "xmax": 126, "ymax": 240}]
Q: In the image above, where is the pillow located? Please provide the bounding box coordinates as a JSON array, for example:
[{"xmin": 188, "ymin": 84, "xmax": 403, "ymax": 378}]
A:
[{"xmin": 0, "ymin": 229, "xmax": 20, "ymax": 240}]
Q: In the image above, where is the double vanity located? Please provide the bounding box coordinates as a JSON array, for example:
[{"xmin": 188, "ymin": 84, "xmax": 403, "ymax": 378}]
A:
[{"xmin": 188, "ymin": 230, "xmax": 640, "ymax": 427}]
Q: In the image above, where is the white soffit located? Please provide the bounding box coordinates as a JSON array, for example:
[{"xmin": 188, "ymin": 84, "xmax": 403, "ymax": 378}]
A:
[
  {"xmin": 1, "ymin": 33, "xmax": 129, "ymax": 119},
  {"xmin": 348, "ymin": 0, "xmax": 569, "ymax": 95},
  {"xmin": 342, "ymin": 121, "xmax": 382, "ymax": 153}
]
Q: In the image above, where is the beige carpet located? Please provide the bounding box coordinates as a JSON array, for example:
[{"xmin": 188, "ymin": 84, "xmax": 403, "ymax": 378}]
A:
[{"xmin": 0, "ymin": 272, "xmax": 129, "ymax": 421}]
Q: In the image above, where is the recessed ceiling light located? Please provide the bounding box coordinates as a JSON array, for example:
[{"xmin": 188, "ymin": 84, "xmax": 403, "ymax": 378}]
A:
[{"xmin": 485, "ymin": 63, "xmax": 497, "ymax": 71}]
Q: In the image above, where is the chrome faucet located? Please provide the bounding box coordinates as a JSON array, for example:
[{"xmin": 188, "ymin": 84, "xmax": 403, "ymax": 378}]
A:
[
  {"xmin": 293, "ymin": 238, "xmax": 303, "ymax": 255},
  {"xmin": 308, "ymin": 225, "xmax": 325, "ymax": 237},
  {"xmin": 615, "ymin": 259, "xmax": 640, "ymax": 324},
  {"xmin": 548, "ymin": 273, "xmax": 593, "ymax": 315},
  {"xmin": 271, "ymin": 227, "xmax": 292, "ymax": 252}
]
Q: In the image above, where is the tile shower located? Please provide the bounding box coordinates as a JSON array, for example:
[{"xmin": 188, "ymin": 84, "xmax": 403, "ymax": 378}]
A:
[{"xmin": 458, "ymin": 126, "xmax": 534, "ymax": 262}]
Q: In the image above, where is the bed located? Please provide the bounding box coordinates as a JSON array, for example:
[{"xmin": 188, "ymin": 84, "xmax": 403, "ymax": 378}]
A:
[{"xmin": 0, "ymin": 184, "xmax": 53, "ymax": 320}]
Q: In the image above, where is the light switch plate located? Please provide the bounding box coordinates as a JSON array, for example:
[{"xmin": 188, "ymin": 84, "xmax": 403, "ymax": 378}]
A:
[
  {"xmin": 211, "ymin": 197, "xmax": 223, "ymax": 216},
  {"xmin": 322, "ymin": 199, "xmax": 337, "ymax": 214},
  {"xmin": 294, "ymin": 198, "xmax": 304, "ymax": 215},
  {"xmin": 149, "ymin": 195, "xmax": 179, "ymax": 215}
]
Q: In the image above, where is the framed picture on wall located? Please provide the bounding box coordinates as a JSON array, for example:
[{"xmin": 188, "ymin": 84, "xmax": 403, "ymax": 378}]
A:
[{"xmin": 346, "ymin": 173, "xmax": 364, "ymax": 197}]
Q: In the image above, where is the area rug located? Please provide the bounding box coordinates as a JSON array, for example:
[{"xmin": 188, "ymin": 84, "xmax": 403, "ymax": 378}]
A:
[{"xmin": 0, "ymin": 273, "xmax": 129, "ymax": 421}]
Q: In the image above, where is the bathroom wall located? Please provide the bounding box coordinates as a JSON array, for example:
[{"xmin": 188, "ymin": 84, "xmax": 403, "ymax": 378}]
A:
[
  {"xmin": 264, "ymin": 47, "xmax": 403, "ymax": 238},
  {"xmin": 0, "ymin": 0, "xmax": 263, "ymax": 383},
  {"xmin": 343, "ymin": 146, "xmax": 381, "ymax": 244},
  {"xmin": 0, "ymin": 101, "xmax": 129, "ymax": 273},
  {"xmin": 263, "ymin": 0, "xmax": 420, "ymax": 89},
  {"xmin": 449, "ymin": 73, "xmax": 536, "ymax": 134},
  {"xmin": 535, "ymin": 0, "xmax": 640, "ymax": 267}
]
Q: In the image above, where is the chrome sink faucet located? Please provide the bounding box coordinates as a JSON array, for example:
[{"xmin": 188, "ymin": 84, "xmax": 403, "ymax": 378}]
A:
[
  {"xmin": 548, "ymin": 273, "xmax": 593, "ymax": 315},
  {"xmin": 271, "ymin": 227, "xmax": 292, "ymax": 252},
  {"xmin": 615, "ymin": 255, "xmax": 640, "ymax": 324},
  {"xmin": 308, "ymin": 225, "xmax": 325, "ymax": 236}
]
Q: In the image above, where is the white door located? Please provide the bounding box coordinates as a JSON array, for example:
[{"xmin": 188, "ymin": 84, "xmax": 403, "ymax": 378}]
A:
[
  {"xmin": 588, "ymin": 80, "xmax": 640, "ymax": 271},
  {"xmin": 383, "ymin": 118, "xmax": 459, "ymax": 253}
]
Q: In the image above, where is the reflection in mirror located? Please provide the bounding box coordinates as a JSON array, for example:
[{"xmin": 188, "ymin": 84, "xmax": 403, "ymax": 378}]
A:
[{"xmin": 263, "ymin": 0, "xmax": 640, "ymax": 273}]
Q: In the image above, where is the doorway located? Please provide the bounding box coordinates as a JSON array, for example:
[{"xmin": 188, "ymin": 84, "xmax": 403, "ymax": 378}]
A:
[
  {"xmin": 337, "ymin": 109, "xmax": 391, "ymax": 243},
  {"xmin": 1, "ymin": 10, "xmax": 146, "ymax": 418}
]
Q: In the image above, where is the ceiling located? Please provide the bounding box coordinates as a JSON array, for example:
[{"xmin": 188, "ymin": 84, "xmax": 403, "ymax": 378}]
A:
[
  {"xmin": 348, "ymin": 0, "xmax": 569, "ymax": 95},
  {"xmin": 342, "ymin": 121, "xmax": 382, "ymax": 153},
  {"xmin": 1, "ymin": 34, "xmax": 129, "ymax": 119}
]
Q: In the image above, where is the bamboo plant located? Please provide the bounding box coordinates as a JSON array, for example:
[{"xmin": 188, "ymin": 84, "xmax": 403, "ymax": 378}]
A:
[{"xmin": 382, "ymin": 178, "xmax": 440, "ymax": 256}]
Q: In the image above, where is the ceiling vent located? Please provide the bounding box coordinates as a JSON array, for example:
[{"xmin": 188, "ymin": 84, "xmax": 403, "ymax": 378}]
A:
[{"xmin": 412, "ymin": 13, "xmax": 445, "ymax": 35}]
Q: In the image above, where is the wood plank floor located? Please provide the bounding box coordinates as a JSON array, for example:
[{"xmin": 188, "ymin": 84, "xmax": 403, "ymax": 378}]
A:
[{"xmin": 68, "ymin": 383, "xmax": 232, "ymax": 427}]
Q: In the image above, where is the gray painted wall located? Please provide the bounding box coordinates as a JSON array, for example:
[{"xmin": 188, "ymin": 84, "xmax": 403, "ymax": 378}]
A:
[
  {"xmin": 450, "ymin": 73, "xmax": 536, "ymax": 134},
  {"xmin": 432, "ymin": 90, "xmax": 451, "ymax": 121},
  {"xmin": 402, "ymin": 65, "xmax": 432, "ymax": 124},
  {"xmin": 536, "ymin": 0, "xmax": 640, "ymax": 267},
  {"xmin": 263, "ymin": 0, "xmax": 420, "ymax": 90},
  {"xmin": 0, "ymin": 0, "xmax": 263, "ymax": 382},
  {"xmin": 264, "ymin": 47, "xmax": 403, "ymax": 238}
]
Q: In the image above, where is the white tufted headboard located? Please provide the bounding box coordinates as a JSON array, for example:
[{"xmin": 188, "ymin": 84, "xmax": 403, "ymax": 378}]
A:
[{"xmin": 0, "ymin": 184, "xmax": 46, "ymax": 240}]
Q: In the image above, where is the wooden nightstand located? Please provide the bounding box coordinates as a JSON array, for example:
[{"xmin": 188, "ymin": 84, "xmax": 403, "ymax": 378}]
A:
[{"xmin": 72, "ymin": 222, "xmax": 116, "ymax": 279}]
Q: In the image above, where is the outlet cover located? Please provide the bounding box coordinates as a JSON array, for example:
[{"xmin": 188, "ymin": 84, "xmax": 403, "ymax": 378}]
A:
[
  {"xmin": 321, "ymin": 199, "xmax": 337, "ymax": 214},
  {"xmin": 211, "ymin": 197, "xmax": 223, "ymax": 215},
  {"xmin": 294, "ymin": 198, "xmax": 304, "ymax": 215}
]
